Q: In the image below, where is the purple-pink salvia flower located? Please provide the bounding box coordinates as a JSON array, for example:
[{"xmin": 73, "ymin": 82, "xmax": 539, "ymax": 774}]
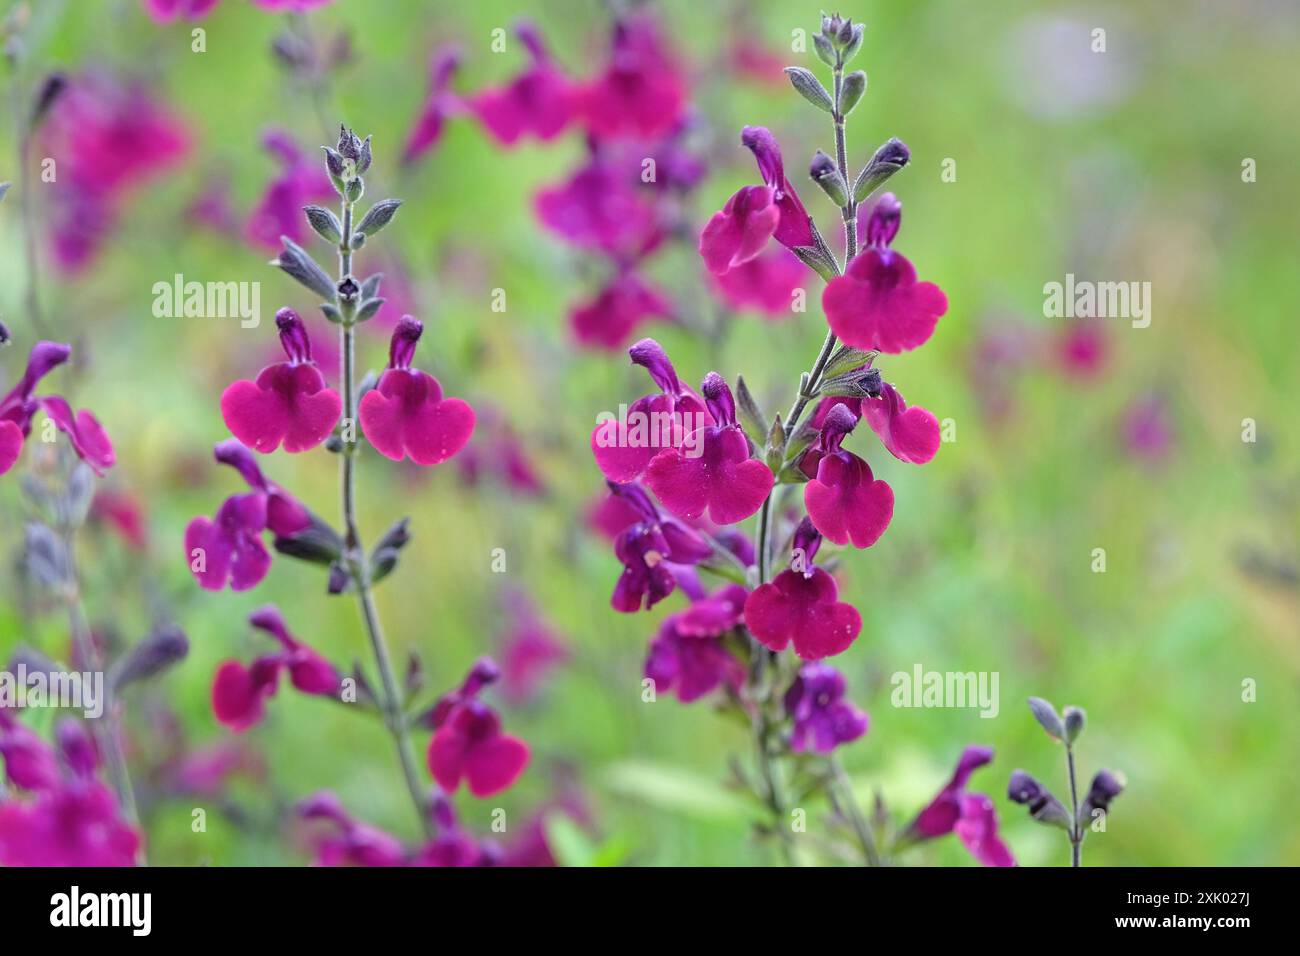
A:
[{"xmin": 784, "ymin": 663, "xmax": 869, "ymax": 754}]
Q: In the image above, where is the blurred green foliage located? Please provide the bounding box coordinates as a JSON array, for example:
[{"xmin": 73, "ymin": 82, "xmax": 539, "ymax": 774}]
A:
[{"xmin": 1, "ymin": 0, "xmax": 1297, "ymax": 866}]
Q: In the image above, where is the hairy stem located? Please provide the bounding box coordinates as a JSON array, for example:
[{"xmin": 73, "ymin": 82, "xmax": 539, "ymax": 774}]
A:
[{"xmin": 336, "ymin": 195, "xmax": 432, "ymax": 839}]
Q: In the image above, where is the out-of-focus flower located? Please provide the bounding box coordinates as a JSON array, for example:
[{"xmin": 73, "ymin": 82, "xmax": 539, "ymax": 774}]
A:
[
  {"xmin": 0, "ymin": 717, "xmax": 139, "ymax": 866},
  {"xmin": 298, "ymin": 791, "xmax": 407, "ymax": 867},
  {"xmin": 1121, "ymin": 392, "xmax": 1173, "ymax": 463},
  {"xmin": 402, "ymin": 47, "xmax": 461, "ymax": 166},
  {"xmin": 784, "ymin": 662, "xmax": 868, "ymax": 753},
  {"xmin": 244, "ymin": 130, "xmax": 335, "ymax": 251},
  {"xmin": 570, "ymin": 273, "xmax": 673, "ymax": 350},
  {"xmin": 455, "ymin": 405, "xmax": 545, "ymax": 496},
  {"xmin": 424, "ymin": 658, "xmax": 530, "ymax": 798},
  {"xmin": 358, "ymin": 317, "xmax": 475, "ymax": 466},
  {"xmin": 824, "ymin": 194, "xmax": 947, "ymax": 354},
  {"xmin": 90, "ymin": 489, "xmax": 148, "ymax": 550},
  {"xmin": 576, "ymin": 13, "xmax": 686, "ymax": 141},
  {"xmin": 211, "ymin": 605, "xmax": 340, "ymax": 731},
  {"xmin": 903, "ymin": 745, "xmax": 1003, "ymax": 852},
  {"xmin": 1, "ymin": 341, "xmax": 115, "ymax": 476},
  {"xmin": 709, "ymin": 248, "xmax": 807, "ymax": 319},
  {"xmin": 952, "ymin": 793, "xmax": 1016, "ymax": 867},
  {"xmin": 253, "ymin": 0, "xmax": 333, "ymax": 11},
  {"xmin": 467, "ymin": 21, "xmax": 575, "ymax": 145},
  {"xmin": 40, "ymin": 74, "xmax": 189, "ymax": 271},
  {"xmin": 1055, "ymin": 320, "xmax": 1108, "ymax": 378},
  {"xmin": 142, "ymin": 0, "xmax": 221, "ymax": 23},
  {"xmin": 535, "ymin": 154, "xmax": 662, "ymax": 259},
  {"xmin": 220, "ymin": 308, "xmax": 342, "ymax": 454},
  {"xmin": 498, "ymin": 591, "xmax": 568, "ymax": 706}
]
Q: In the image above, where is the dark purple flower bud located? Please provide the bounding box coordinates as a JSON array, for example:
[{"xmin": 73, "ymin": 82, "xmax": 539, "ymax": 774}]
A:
[
  {"xmin": 322, "ymin": 146, "xmax": 346, "ymax": 178},
  {"xmin": 628, "ymin": 338, "xmax": 680, "ymax": 395},
  {"xmin": 818, "ymin": 402, "xmax": 859, "ymax": 452},
  {"xmin": 327, "ymin": 561, "xmax": 350, "ymax": 594},
  {"xmin": 701, "ymin": 372, "xmax": 736, "ymax": 427},
  {"xmin": 356, "ymin": 135, "xmax": 372, "ymax": 174},
  {"xmin": 213, "ymin": 438, "xmax": 269, "ymax": 491},
  {"xmin": 1007, "ymin": 769, "xmax": 1072, "ymax": 830},
  {"xmin": 1081, "ymin": 770, "xmax": 1124, "ymax": 821},
  {"xmin": 791, "ymin": 516, "xmax": 822, "ymax": 572},
  {"xmin": 864, "ymin": 193, "xmax": 902, "ymax": 248},
  {"xmin": 275, "ymin": 307, "xmax": 313, "ymax": 364},
  {"xmin": 854, "ymin": 139, "xmax": 909, "ymax": 203},
  {"xmin": 112, "ymin": 624, "xmax": 189, "ymax": 692},
  {"xmin": 55, "ymin": 718, "xmax": 97, "ymax": 778},
  {"xmin": 0, "ymin": 319, "xmax": 10, "ymax": 345},
  {"xmin": 809, "ymin": 150, "xmax": 848, "ymax": 206},
  {"xmin": 388, "ymin": 316, "xmax": 422, "ymax": 369},
  {"xmin": 337, "ymin": 124, "xmax": 363, "ymax": 161}
]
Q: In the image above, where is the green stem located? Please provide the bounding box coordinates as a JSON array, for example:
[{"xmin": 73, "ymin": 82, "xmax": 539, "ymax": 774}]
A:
[
  {"xmin": 336, "ymin": 194, "xmax": 432, "ymax": 839},
  {"xmin": 62, "ymin": 528, "xmax": 142, "ymax": 862},
  {"xmin": 1067, "ymin": 744, "xmax": 1082, "ymax": 867},
  {"xmin": 744, "ymin": 50, "xmax": 879, "ymax": 866}
]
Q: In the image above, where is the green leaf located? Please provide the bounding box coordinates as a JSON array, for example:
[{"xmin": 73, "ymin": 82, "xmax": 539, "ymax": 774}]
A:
[{"xmin": 602, "ymin": 761, "xmax": 753, "ymax": 823}]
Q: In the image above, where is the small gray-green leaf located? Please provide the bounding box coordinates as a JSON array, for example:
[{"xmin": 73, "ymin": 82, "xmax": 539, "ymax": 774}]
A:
[
  {"xmin": 822, "ymin": 345, "xmax": 878, "ymax": 379},
  {"xmin": 735, "ymin": 375, "xmax": 767, "ymax": 441},
  {"xmin": 784, "ymin": 67, "xmax": 833, "ymax": 113},
  {"xmin": 354, "ymin": 297, "xmax": 385, "ymax": 323},
  {"xmin": 356, "ymin": 198, "xmax": 402, "ymax": 237},
  {"xmin": 303, "ymin": 204, "xmax": 342, "ymax": 243}
]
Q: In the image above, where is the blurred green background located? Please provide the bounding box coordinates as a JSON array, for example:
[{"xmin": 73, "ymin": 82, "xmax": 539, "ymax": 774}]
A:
[{"xmin": 1, "ymin": 0, "xmax": 1298, "ymax": 866}]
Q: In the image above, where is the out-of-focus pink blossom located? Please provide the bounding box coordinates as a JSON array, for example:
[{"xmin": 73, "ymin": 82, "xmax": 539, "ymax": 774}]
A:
[{"xmin": 244, "ymin": 130, "xmax": 335, "ymax": 251}]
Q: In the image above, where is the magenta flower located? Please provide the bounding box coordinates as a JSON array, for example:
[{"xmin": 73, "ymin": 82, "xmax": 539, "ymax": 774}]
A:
[
  {"xmin": 498, "ymin": 591, "xmax": 569, "ymax": 706},
  {"xmin": 358, "ymin": 317, "xmax": 476, "ymax": 466},
  {"xmin": 699, "ymin": 185, "xmax": 781, "ymax": 275},
  {"xmin": 184, "ymin": 440, "xmax": 311, "ymax": 591},
  {"xmin": 645, "ymin": 372, "xmax": 774, "ymax": 525},
  {"xmin": 212, "ymin": 605, "xmax": 340, "ymax": 732},
  {"xmin": 1, "ymin": 341, "xmax": 115, "ymax": 476},
  {"xmin": 455, "ymin": 404, "xmax": 545, "ymax": 496},
  {"xmin": 607, "ymin": 481, "xmax": 712, "ymax": 613},
  {"xmin": 298, "ymin": 791, "xmax": 407, "ymax": 867},
  {"xmin": 861, "ymin": 381, "xmax": 941, "ymax": 465},
  {"xmin": 803, "ymin": 404, "xmax": 894, "ymax": 549},
  {"xmin": 823, "ymin": 194, "xmax": 947, "ymax": 354},
  {"xmin": 413, "ymin": 796, "xmax": 491, "ymax": 867},
  {"xmin": 709, "ymin": 247, "xmax": 807, "ymax": 319},
  {"xmin": 220, "ymin": 308, "xmax": 342, "ymax": 453},
  {"xmin": 1121, "ymin": 392, "xmax": 1174, "ymax": 463},
  {"xmin": 677, "ymin": 583, "xmax": 748, "ymax": 636},
  {"xmin": 592, "ymin": 338, "xmax": 711, "ymax": 482},
  {"xmin": 402, "ymin": 47, "xmax": 461, "ymax": 166},
  {"xmin": 905, "ymin": 745, "xmax": 995, "ymax": 839},
  {"xmin": 244, "ymin": 130, "xmax": 335, "ymax": 251},
  {"xmin": 0, "ymin": 714, "xmax": 61, "ymax": 791},
  {"xmin": 424, "ymin": 659, "xmax": 529, "ymax": 798},
  {"xmin": 468, "ymin": 21, "xmax": 574, "ymax": 145},
  {"xmin": 744, "ymin": 520, "xmax": 862, "ymax": 660},
  {"xmin": 253, "ymin": 0, "xmax": 333, "ymax": 11},
  {"xmin": 571, "ymin": 273, "xmax": 673, "ymax": 350},
  {"xmin": 40, "ymin": 75, "xmax": 189, "ymax": 271},
  {"xmin": 536, "ymin": 156, "xmax": 662, "ymax": 259},
  {"xmin": 577, "ymin": 13, "xmax": 686, "ymax": 141},
  {"xmin": 142, "ymin": 0, "xmax": 220, "ymax": 22},
  {"xmin": 740, "ymin": 126, "xmax": 815, "ymax": 251},
  {"xmin": 953, "ymin": 793, "xmax": 1016, "ymax": 867},
  {"xmin": 0, "ymin": 718, "xmax": 139, "ymax": 866},
  {"xmin": 644, "ymin": 610, "xmax": 746, "ymax": 703},
  {"xmin": 784, "ymin": 662, "xmax": 869, "ymax": 753}
]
